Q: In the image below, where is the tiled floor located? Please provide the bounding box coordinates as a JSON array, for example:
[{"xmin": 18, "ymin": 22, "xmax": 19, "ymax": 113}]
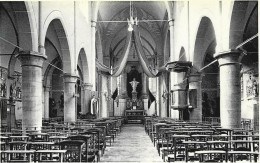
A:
[{"xmin": 100, "ymin": 124, "xmax": 163, "ymax": 162}]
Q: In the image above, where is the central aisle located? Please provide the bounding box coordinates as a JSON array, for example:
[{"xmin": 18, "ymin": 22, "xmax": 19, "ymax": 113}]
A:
[{"xmin": 100, "ymin": 124, "xmax": 163, "ymax": 162}]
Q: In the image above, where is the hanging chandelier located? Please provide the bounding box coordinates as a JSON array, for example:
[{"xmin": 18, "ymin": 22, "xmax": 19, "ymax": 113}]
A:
[{"xmin": 127, "ymin": 1, "xmax": 137, "ymax": 31}]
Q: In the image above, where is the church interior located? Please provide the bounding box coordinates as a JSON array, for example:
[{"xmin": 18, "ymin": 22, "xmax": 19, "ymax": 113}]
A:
[{"xmin": 0, "ymin": 0, "xmax": 259, "ymax": 162}]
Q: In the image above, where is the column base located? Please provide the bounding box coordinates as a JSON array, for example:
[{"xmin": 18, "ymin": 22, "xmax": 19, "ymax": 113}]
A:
[
  {"xmin": 114, "ymin": 99, "xmax": 126, "ymax": 116},
  {"xmin": 171, "ymin": 105, "xmax": 188, "ymax": 110}
]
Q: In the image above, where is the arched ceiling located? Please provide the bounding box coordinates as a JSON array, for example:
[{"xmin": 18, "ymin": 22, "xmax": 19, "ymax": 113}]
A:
[
  {"xmin": 98, "ymin": 1, "xmax": 167, "ymax": 26},
  {"xmin": 241, "ymin": 3, "xmax": 258, "ymax": 66},
  {"xmin": 193, "ymin": 17, "xmax": 216, "ymax": 70},
  {"xmin": 97, "ymin": 1, "xmax": 167, "ymax": 67}
]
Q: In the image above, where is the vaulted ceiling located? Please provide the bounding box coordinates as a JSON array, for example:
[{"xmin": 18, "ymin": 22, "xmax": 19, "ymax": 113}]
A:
[{"xmin": 97, "ymin": 1, "xmax": 168, "ymax": 67}]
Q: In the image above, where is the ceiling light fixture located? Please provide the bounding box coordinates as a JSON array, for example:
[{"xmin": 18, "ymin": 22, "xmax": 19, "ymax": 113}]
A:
[{"xmin": 127, "ymin": 1, "xmax": 137, "ymax": 31}]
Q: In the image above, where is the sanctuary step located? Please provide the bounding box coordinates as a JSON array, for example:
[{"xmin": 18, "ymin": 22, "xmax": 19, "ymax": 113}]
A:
[{"xmin": 127, "ymin": 120, "xmax": 142, "ymax": 124}]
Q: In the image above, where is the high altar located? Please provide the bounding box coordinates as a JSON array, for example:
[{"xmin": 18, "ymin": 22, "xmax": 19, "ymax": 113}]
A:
[{"xmin": 113, "ymin": 64, "xmax": 149, "ymax": 121}]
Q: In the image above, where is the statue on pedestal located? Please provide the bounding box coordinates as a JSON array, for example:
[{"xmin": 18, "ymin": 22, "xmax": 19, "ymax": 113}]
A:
[
  {"xmin": 1, "ymin": 82, "xmax": 7, "ymax": 97},
  {"xmin": 129, "ymin": 78, "xmax": 139, "ymax": 92},
  {"xmin": 246, "ymin": 74, "xmax": 258, "ymax": 97},
  {"xmin": 90, "ymin": 94, "xmax": 99, "ymax": 117}
]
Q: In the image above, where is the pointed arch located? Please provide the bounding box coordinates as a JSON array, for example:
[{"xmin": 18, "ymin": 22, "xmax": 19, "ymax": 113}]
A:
[
  {"xmin": 42, "ymin": 11, "xmax": 72, "ymax": 73},
  {"xmin": 193, "ymin": 16, "xmax": 216, "ymax": 70},
  {"xmin": 77, "ymin": 48, "xmax": 89, "ymax": 83}
]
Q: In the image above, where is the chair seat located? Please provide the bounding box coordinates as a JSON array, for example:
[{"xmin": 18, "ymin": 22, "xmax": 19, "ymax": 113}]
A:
[
  {"xmin": 157, "ymin": 140, "xmax": 168, "ymax": 144},
  {"xmin": 168, "ymin": 154, "xmax": 185, "ymax": 158},
  {"xmin": 160, "ymin": 147, "xmax": 174, "ymax": 152},
  {"xmin": 86, "ymin": 155, "xmax": 95, "ymax": 162}
]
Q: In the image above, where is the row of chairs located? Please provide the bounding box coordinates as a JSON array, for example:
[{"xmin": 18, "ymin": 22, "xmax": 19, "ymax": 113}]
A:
[
  {"xmin": 144, "ymin": 117, "xmax": 259, "ymax": 162},
  {"xmin": 0, "ymin": 117, "xmax": 124, "ymax": 162}
]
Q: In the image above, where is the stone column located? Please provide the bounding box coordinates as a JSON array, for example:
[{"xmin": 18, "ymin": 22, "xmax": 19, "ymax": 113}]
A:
[
  {"xmin": 100, "ymin": 75, "xmax": 108, "ymax": 118},
  {"xmin": 142, "ymin": 73, "xmax": 148, "ymax": 112},
  {"xmin": 253, "ymin": 100, "xmax": 259, "ymax": 131},
  {"xmin": 116, "ymin": 72, "xmax": 127, "ymax": 116},
  {"xmin": 7, "ymin": 101, "xmax": 15, "ymax": 131},
  {"xmin": 97, "ymin": 71, "xmax": 102, "ymax": 118},
  {"xmin": 168, "ymin": 19, "xmax": 179, "ymax": 119},
  {"xmin": 159, "ymin": 75, "xmax": 167, "ymax": 117},
  {"xmin": 214, "ymin": 50, "xmax": 243, "ymax": 128},
  {"xmin": 155, "ymin": 77, "xmax": 159, "ymax": 116},
  {"xmin": 90, "ymin": 21, "xmax": 96, "ymax": 91},
  {"xmin": 168, "ymin": 19, "xmax": 175, "ymax": 62},
  {"xmin": 81, "ymin": 83, "xmax": 93, "ymax": 114},
  {"xmin": 118, "ymin": 99, "xmax": 126, "ymax": 116},
  {"xmin": 142, "ymin": 73, "xmax": 148, "ymax": 98},
  {"xmin": 16, "ymin": 51, "xmax": 46, "ymax": 131},
  {"xmin": 63, "ymin": 73, "xmax": 78, "ymax": 123},
  {"xmin": 119, "ymin": 72, "xmax": 127, "ymax": 98},
  {"xmin": 43, "ymin": 86, "xmax": 51, "ymax": 119},
  {"xmin": 189, "ymin": 74, "xmax": 203, "ymax": 122}
]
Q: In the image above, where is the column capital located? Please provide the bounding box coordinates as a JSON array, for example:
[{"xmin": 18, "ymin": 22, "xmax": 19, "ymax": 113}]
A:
[
  {"xmin": 91, "ymin": 21, "xmax": 96, "ymax": 28},
  {"xmin": 214, "ymin": 49, "xmax": 243, "ymax": 67},
  {"xmin": 168, "ymin": 19, "xmax": 174, "ymax": 27},
  {"xmin": 82, "ymin": 83, "xmax": 93, "ymax": 90},
  {"xmin": 38, "ymin": 45, "xmax": 46, "ymax": 55},
  {"xmin": 166, "ymin": 61, "xmax": 192, "ymax": 72},
  {"xmin": 189, "ymin": 73, "xmax": 203, "ymax": 83},
  {"xmin": 43, "ymin": 85, "xmax": 51, "ymax": 91},
  {"xmin": 63, "ymin": 73, "xmax": 79, "ymax": 83},
  {"xmin": 16, "ymin": 51, "xmax": 47, "ymax": 68}
]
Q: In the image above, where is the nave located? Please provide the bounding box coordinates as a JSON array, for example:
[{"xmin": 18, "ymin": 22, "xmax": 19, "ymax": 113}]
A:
[
  {"xmin": 0, "ymin": 116, "xmax": 259, "ymax": 162},
  {"xmin": 100, "ymin": 124, "xmax": 162, "ymax": 162},
  {"xmin": 0, "ymin": 0, "xmax": 259, "ymax": 162}
]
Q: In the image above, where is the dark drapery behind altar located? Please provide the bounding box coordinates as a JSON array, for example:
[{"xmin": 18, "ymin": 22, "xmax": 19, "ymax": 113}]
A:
[
  {"xmin": 112, "ymin": 88, "xmax": 118, "ymax": 100},
  {"xmin": 148, "ymin": 90, "xmax": 155, "ymax": 108}
]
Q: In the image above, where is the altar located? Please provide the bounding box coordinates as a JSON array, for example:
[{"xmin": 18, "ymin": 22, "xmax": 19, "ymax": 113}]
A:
[
  {"xmin": 125, "ymin": 110, "xmax": 145, "ymax": 124},
  {"xmin": 113, "ymin": 65, "xmax": 152, "ymax": 117}
]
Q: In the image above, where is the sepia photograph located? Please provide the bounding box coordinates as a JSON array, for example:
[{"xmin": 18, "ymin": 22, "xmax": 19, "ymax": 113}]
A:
[{"xmin": 0, "ymin": 0, "xmax": 259, "ymax": 162}]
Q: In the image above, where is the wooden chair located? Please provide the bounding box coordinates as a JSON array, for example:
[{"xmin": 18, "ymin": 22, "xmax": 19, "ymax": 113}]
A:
[
  {"xmin": 9, "ymin": 135, "xmax": 29, "ymax": 142},
  {"xmin": 66, "ymin": 135, "xmax": 96, "ymax": 162},
  {"xmin": 79, "ymin": 131, "xmax": 100, "ymax": 162},
  {"xmin": 58, "ymin": 140, "xmax": 86, "ymax": 162},
  {"xmin": 34, "ymin": 150, "xmax": 67, "ymax": 162},
  {"xmin": 9, "ymin": 141, "xmax": 28, "ymax": 150},
  {"xmin": 2, "ymin": 150, "xmax": 35, "ymax": 162},
  {"xmin": 29, "ymin": 133, "xmax": 49, "ymax": 142},
  {"xmin": 87, "ymin": 128, "xmax": 106, "ymax": 156},
  {"xmin": 195, "ymin": 150, "xmax": 226, "ymax": 162},
  {"xmin": 228, "ymin": 151, "xmax": 259, "ymax": 162}
]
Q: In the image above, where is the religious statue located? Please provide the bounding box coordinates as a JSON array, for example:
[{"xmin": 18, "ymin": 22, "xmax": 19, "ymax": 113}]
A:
[
  {"xmin": 126, "ymin": 98, "xmax": 132, "ymax": 109},
  {"xmin": 1, "ymin": 82, "xmax": 7, "ymax": 97},
  {"xmin": 129, "ymin": 78, "xmax": 139, "ymax": 92},
  {"xmin": 16, "ymin": 87, "xmax": 21, "ymax": 99},
  {"xmin": 246, "ymin": 74, "xmax": 258, "ymax": 97},
  {"xmin": 162, "ymin": 90, "xmax": 168, "ymax": 103},
  {"xmin": 90, "ymin": 94, "xmax": 99, "ymax": 116},
  {"xmin": 59, "ymin": 94, "xmax": 64, "ymax": 108},
  {"xmin": 10, "ymin": 83, "xmax": 16, "ymax": 97},
  {"xmin": 253, "ymin": 78, "xmax": 258, "ymax": 96}
]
